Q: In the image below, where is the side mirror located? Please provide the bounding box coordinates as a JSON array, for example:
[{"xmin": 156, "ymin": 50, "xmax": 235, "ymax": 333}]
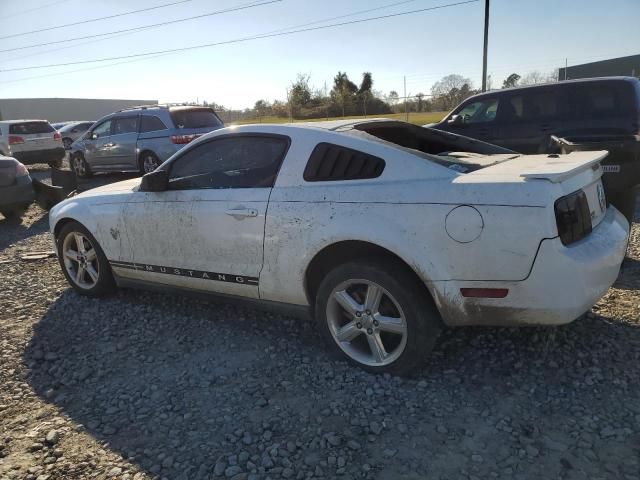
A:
[
  {"xmin": 448, "ymin": 115, "xmax": 464, "ymax": 126},
  {"xmin": 90, "ymin": 132, "xmax": 98, "ymax": 140},
  {"xmin": 140, "ymin": 170, "xmax": 168, "ymax": 192}
]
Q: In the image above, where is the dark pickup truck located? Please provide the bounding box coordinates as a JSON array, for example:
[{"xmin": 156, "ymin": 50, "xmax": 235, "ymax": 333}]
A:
[{"xmin": 429, "ymin": 76, "xmax": 640, "ymax": 222}]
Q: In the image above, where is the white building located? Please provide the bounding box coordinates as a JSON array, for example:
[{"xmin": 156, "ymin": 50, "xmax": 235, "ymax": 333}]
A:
[{"xmin": 0, "ymin": 98, "xmax": 158, "ymax": 122}]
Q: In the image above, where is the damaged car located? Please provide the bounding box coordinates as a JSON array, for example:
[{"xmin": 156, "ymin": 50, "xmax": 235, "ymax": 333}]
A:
[{"xmin": 49, "ymin": 120, "xmax": 630, "ymax": 374}]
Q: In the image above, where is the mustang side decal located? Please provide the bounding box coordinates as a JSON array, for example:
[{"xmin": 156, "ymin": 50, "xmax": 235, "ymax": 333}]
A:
[{"xmin": 109, "ymin": 260, "xmax": 259, "ymax": 285}]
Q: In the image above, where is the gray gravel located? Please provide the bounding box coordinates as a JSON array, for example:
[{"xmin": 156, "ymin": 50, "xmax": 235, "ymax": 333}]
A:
[{"xmin": 1, "ymin": 171, "xmax": 639, "ymax": 480}]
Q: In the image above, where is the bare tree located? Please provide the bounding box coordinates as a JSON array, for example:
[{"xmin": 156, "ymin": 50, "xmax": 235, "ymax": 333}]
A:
[
  {"xmin": 520, "ymin": 70, "xmax": 547, "ymax": 85},
  {"xmin": 431, "ymin": 74, "xmax": 474, "ymax": 110}
]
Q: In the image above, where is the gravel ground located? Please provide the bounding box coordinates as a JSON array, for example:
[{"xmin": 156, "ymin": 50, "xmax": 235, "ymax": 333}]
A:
[{"xmin": 0, "ymin": 168, "xmax": 639, "ymax": 480}]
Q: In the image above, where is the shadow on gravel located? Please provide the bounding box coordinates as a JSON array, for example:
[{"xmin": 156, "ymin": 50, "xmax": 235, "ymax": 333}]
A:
[
  {"xmin": 23, "ymin": 286, "xmax": 640, "ymax": 479},
  {"xmin": 617, "ymin": 256, "xmax": 640, "ymax": 290},
  {"xmin": 0, "ymin": 211, "xmax": 49, "ymax": 251}
]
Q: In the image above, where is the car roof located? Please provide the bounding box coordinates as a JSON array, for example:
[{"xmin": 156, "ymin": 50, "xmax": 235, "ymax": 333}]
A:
[
  {"xmin": 464, "ymin": 76, "xmax": 639, "ymax": 100},
  {"xmin": 0, "ymin": 119, "xmax": 50, "ymax": 124}
]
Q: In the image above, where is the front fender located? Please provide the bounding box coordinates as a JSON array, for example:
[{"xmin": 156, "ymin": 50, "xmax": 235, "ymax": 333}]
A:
[{"xmin": 49, "ymin": 197, "xmax": 129, "ymax": 262}]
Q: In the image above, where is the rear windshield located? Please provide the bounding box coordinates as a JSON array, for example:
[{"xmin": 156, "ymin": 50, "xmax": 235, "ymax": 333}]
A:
[
  {"xmin": 352, "ymin": 123, "xmax": 516, "ymax": 173},
  {"xmin": 170, "ymin": 108, "xmax": 222, "ymax": 129},
  {"xmin": 9, "ymin": 121, "xmax": 55, "ymax": 135}
]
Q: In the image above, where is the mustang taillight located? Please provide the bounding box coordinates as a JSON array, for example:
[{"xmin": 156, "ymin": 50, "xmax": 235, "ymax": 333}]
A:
[
  {"xmin": 8, "ymin": 135, "xmax": 24, "ymax": 145},
  {"xmin": 554, "ymin": 190, "xmax": 592, "ymax": 246},
  {"xmin": 53, "ymin": 132, "xmax": 62, "ymax": 141}
]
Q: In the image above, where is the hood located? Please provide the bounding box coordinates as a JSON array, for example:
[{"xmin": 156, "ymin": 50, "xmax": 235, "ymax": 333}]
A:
[{"xmin": 75, "ymin": 177, "xmax": 141, "ymax": 198}]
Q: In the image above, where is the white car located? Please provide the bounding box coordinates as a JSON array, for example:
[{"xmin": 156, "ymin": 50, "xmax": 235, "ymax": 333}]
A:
[
  {"xmin": 0, "ymin": 119, "xmax": 66, "ymax": 168},
  {"xmin": 49, "ymin": 120, "xmax": 630, "ymax": 374}
]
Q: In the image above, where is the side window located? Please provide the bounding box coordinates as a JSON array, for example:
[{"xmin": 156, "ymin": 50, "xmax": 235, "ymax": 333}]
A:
[
  {"xmin": 571, "ymin": 84, "xmax": 621, "ymax": 117},
  {"xmin": 140, "ymin": 115, "xmax": 168, "ymax": 133},
  {"xmin": 456, "ymin": 98, "xmax": 499, "ymax": 124},
  {"xmin": 496, "ymin": 95, "xmax": 524, "ymax": 122},
  {"xmin": 304, "ymin": 143, "xmax": 385, "ymax": 182},
  {"xmin": 168, "ymin": 135, "xmax": 289, "ymax": 190},
  {"xmin": 91, "ymin": 120, "xmax": 111, "ymax": 138},
  {"xmin": 525, "ymin": 90, "xmax": 559, "ymax": 120},
  {"xmin": 112, "ymin": 117, "xmax": 138, "ymax": 135}
]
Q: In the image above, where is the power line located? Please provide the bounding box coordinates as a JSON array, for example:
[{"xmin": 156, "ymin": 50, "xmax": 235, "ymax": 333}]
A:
[
  {"xmin": 0, "ymin": 0, "xmax": 479, "ymax": 73},
  {"xmin": 1, "ymin": 0, "xmax": 421, "ymax": 62},
  {"xmin": 0, "ymin": 0, "xmax": 283, "ymax": 53},
  {"xmin": 0, "ymin": 0, "xmax": 194, "ymax": 40}
]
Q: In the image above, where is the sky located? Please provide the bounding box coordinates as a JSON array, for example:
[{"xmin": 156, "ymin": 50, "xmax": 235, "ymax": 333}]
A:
[{"xmin": 0, "ymin": 0, "xmax": 638, "ymax": 110}]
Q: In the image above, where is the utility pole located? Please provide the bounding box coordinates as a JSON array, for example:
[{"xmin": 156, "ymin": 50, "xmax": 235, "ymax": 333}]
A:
[
  {"xmin": 481, "ymin": 0, "xmax": 490, "ymax": 92},
  {"xmin": 404, "ymin": 76, "xmax": 408, "ymax": 122},
  {"xmin": 324, "ymin": 81, "xmax": 329, "ymax": 120}
]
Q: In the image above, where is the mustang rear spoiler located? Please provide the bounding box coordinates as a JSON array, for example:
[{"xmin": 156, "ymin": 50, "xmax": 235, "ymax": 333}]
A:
[{"xmin": 519, "ymin": 151, "xmax": 608, "ymax": 183}]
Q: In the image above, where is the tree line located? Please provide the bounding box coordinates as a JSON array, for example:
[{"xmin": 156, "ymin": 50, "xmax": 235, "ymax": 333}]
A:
[{"xmin": 210, "ymin": 68, "xmax": 560, "ymax": 122}]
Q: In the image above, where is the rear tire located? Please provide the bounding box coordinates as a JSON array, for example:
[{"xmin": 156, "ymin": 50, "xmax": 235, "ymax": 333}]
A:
[
  {"xmin": 71, "ymin": 153, "xmax": 92, "ymax": 178},
  {"xmin": 139, "ymin": 151, "xmax": 161, "ymax": 174},
  {"xmin": 314, "ymin": 260, "xmax": 442, "ymax": 375},
  {"xmin": 56, "ymin": 221, "xmax": 115, "ymax": 297}
]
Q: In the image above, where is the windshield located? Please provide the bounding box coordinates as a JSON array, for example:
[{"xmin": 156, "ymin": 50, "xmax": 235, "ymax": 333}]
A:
[
  {"xmin": 9, "ymin": 121, "xmax": 54, "ymax": 135},
  {"xmin": 352, "ymin": 122, "xmax": 517, "ymax": 173},
  {"xmin": 170, "ymin": 108, "xmax": 222, "ymax": 129}
]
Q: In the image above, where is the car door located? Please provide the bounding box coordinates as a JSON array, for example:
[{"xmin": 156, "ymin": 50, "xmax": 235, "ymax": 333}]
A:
[
  {"xmin": 118, "ymin": 134, "xmax": 290, "ymax": 299},
  {"xmin": 106, "ymin": 116, "xmax": 139, "ymax": 170},
  {"xmin": 84, "ymin": 119, "xmax": 112, "ymax": 168},
  {"xmin": 495, "ymin": 87, "xmax": 567, "ymax": 154}
]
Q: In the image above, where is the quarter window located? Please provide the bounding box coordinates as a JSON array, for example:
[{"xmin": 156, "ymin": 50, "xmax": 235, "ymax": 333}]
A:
[
  {"xmin": 168, "ymin": 135, "xmax": 289, "ymax": 190},
  {"xmin": 112, "ymin": 117, "xmax": 138, "ymax": 135},
  {"xmin": 140, "ymin": 115, "xmax": 167, "ymax": 133}
]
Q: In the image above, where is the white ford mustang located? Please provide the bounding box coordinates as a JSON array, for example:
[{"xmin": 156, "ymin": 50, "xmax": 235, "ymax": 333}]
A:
[{"xmin": 49, "ymin": 120, "xmax": 630, "ymax": 374}]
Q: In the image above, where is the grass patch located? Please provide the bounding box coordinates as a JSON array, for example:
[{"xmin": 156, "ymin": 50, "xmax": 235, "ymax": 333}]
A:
[{"xmin": 230, "ymin": 111, "xmax": 447, "ymax": 126}]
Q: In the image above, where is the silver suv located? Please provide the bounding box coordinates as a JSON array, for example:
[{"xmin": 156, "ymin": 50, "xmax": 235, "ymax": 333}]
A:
[
  {"xmin": 69, "ymin": 104, "xmax": 224, "ymax": 178},
  {"xmin": 0, "ymin": 120, "xmax": 66, "ymax": 168}
]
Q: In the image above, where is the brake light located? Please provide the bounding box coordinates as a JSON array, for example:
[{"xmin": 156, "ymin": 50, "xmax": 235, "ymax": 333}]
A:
[
  {"xmin": 15, "ymin": 163, "xmax": 29, "ymax": 177},
  {"xmin": 8, "ymin": 135, "xmax": 24, "ymax": 145},
  {"xmin": 170, "ymin": 134, "xmax": 200, "ymax": 144},
  {"xmin": 53, "ymin": 132, "xmax": 62, "ymax": 141},
  {"xmin": 554, "ymin": 190, "xmax": 592, "ymax": 246}
]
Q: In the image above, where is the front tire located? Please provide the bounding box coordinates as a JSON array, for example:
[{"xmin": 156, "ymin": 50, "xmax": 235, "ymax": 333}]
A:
[
  {"xmin": 56, "ymin": 221, "xmax": 115, "ymax": 296},
  {"xmin": 315, "ymin": 260, "xmax": 442, "ymax": 375},
  {"xmin": 71, "ymin": 153, "xmax": 92, "ymax": 178}
]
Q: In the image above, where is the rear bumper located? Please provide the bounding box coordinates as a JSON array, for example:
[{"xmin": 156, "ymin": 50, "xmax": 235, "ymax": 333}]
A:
[
  {"xmin": 0, "ymin": 175, "xmax": 35, "ymax": 209},
  {"xmin": 12, "ymin": 147, "xmax": 65, "ymax": 165},
  {"xmin": 433, "ymin": 206, "xmax": 630, "ymax": 326}
]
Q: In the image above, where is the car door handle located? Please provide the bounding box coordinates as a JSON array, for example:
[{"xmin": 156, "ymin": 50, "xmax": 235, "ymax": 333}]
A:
[{"xmin": 225, "ymin": 208, "xmax": 258, "ymax": 218}]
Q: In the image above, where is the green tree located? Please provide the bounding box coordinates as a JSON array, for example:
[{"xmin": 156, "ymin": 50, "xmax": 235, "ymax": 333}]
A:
[{"xmin": 331, "ymin": 71, "xmax": 358, "ymax": 116}]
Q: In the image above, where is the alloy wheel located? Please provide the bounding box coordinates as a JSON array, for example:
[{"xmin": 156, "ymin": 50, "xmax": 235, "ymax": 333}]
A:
[
  {"xmin": 326, "ymin": 279, "xmax": 408, "ymax": 367},
  {"xmin": 73, "ymin": 156, "xmax": 86, "ymax": 177},
  {"xmin": 62, "ymin": 231, "xmax": 100, "ymax": 289}
]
